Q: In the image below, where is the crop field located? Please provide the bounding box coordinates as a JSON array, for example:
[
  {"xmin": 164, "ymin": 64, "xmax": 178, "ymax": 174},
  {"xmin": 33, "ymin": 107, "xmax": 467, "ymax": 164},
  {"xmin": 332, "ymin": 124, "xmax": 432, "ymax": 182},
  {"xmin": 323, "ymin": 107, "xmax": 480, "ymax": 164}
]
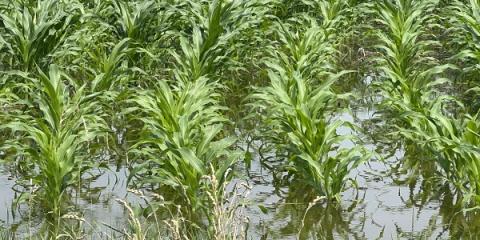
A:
[{"xmin": 1, "ymin": 0, "xmax": 480, "ymax": 239}]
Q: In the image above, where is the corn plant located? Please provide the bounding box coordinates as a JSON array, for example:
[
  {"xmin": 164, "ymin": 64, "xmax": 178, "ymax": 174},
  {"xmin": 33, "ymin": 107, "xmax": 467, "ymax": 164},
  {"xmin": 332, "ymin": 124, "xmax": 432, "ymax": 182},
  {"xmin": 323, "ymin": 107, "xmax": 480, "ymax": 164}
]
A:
[
  {"xmin": 397, "ymin": 102, "xmax": 480, "ymax": 204},
  {"xmin": 373, "ymin": 0, "xmax": 451, "ymax": 115},
  {"xmin": 0, "ymin": 0, "xmax": 77, "ymax": 71},
  {"xmin": 270, "ymin": 0, "xmax": 366, "ymax": 81},
  {"xmin": 305, "ymin": 0, "xmax": 352, "ymax": 30},
  {"xmin": 173, "ymin": 0, "xmax": 260, "ymax": 82},
  {"xmin": 271, "ymin": 20, "xmax": 334, "ymax": 79},
  {"xmin": 451, "ymin": 0, "xmax": 480, "ymax": 73},
  {"xmin": 371, "ymin": 0, "xmax": 436, "ymax": 169},
  {"xmin": 372, "ymin": 0, "xmax": 454, "ymax": 153},
  {"xmin": 253, "ymin": 22, "xmax": 370, "ymax": 201},
  {"xmin": 255, "ymin": 69, "xmax": 369, "ymax": 200},
  {"xmin": 129, "ymin": 76, "xmax": 240, "ymax": 218},
  {"xmin": 127, "ymin": 0, "xmax": 243, "ymax": 224},
  {"xmin": 449, "ymin": 0, "xmax": 480, "ymax": 111},
  {"xmin": 88, "ymin": 38, "xmax": 131, "ymax": 92},
  {"xmin": 60, "ymin": 1, "xmax": 161, "ymax": 89},
  {"xmin": 1, "ymin": 65, "xmax": 107, "ymax": 217},
  {"xmin": 373, "ymin": 0, "xmax": 480, "ymax": 205},
  {"xmin": 110, "ymin": 0, "xmax": 176, "ymax": 74},
  {"xmin": 86, "ymin": 40, "xmax": 133, "ymax": 155},
  {"xmin": 112, "ymin": 0, "xmax": 158, "ymax": 43}
]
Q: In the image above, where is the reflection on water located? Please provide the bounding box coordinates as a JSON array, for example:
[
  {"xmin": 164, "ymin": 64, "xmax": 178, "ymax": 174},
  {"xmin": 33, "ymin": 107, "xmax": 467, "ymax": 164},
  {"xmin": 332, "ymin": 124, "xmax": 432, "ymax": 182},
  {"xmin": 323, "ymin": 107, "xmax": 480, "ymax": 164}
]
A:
[
  {"xmin": 239, "ymin": 108, "xmax": 480, "ymax": 239},
  {"xmin": 242, "ymin": 152, "xmax": 452, "ymax": 239},
  {"xmin": 0, "ymin": 168, "xmax": 14, "ymax": 228},
  {"xmin": 0, "ymin": 166, "xmax": 131, "ymax": 238},
  {"xmin": 2, "ymin": 108, "xmax": 480, "ymax": 239}
]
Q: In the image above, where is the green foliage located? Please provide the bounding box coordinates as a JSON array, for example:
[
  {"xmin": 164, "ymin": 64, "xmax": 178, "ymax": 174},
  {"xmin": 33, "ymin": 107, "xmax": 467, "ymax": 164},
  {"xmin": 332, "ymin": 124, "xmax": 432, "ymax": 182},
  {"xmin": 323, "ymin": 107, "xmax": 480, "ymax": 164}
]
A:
[
  {"xmin": 130, "ymin": 76, "xmax": 240, "ymax": 215},
  {"xmin": 372, "ymin": 0, "xmax": 452, "ymax": 149},
  {"xmin": 0, "ymin": 0, "xmax": 78, "ymax": 71},
  {"xmin": 373, "ymin": 0, "xmax": 442, "ymax": 166},
  {"xmin": 451, "ymin": 0, "xmax": 480, "ymax": 73},
  {"xmin": 397, "ymin": 103, "xmax": 480, "ymax": 204},
  {"xmin": 173, "ymin": 0, "xmax": 255, "ymax": 82},
  {"xmin": 1, "ymin": 65, "xmax": 107, "ymax": 217},
  {"xmin": 89, "ymin": 38, "xmax": 131, "ymax": 92},
  {"xmin": 272, "ymin": 20, "xmax": 335, "ymax": 77},
  {"xmin": 374, "ymin": 0, "xmax": 480, "ymax": 205},
  {"xmin": 449, "ymin": 0, "xmax": 480, "ymax": 111},
  {"xmin": 5, "ymin": 0, "xmax": 480, "ymax": 238},
  {"xmin": 112, "ymin": 0, "xmax": 159, "ymax": 43},
  {"xmin": 254, "ymin": 21, "xmax": 370, "ymax": 201},
  {"xmin": 373, "ymin": 0, "xmax": 450, "ymax": 113},
  {"xmin": 127, "ymin": 0, "xmax": 242, "ymax": 224}
]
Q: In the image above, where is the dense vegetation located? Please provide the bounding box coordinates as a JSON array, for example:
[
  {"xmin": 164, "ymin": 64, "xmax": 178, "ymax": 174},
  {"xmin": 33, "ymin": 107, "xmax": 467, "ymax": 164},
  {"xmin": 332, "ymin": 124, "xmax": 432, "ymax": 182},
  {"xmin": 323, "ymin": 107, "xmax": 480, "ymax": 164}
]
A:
[{"xmin": 0, "ymin": 0, "xmax": 479, "ymax": 239}]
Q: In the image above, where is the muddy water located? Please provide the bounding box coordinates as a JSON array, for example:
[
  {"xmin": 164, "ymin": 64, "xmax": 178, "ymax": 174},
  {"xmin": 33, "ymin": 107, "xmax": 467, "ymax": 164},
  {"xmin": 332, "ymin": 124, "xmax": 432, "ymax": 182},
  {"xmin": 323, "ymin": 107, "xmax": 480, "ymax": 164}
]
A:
[{"xmin": 0, "ymin": 108, "xmax": 478, "ymax": 239}]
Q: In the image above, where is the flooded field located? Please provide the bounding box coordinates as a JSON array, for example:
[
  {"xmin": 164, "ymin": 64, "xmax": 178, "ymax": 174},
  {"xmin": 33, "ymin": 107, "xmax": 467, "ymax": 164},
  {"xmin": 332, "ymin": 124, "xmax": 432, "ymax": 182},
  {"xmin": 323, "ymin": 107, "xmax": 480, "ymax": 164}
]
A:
[
  {"xmin": 2, "ymin": 0, "xmax": 480, "ymax": 239},
  {"xmin": 2, "ymin": 107, "xmax": 479, "ymax": 239}
]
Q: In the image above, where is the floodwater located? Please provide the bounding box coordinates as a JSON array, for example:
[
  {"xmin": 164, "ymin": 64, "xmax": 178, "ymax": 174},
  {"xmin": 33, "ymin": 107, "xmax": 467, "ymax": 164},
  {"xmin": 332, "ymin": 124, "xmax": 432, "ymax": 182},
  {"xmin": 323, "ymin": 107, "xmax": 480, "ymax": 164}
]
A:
[
  {"xmin": 239, "ymin": 109, "xmax": 449, "ymax": 240},
  {"xmin": 1, "ymin": 98, "xmax": 480, "ymax": 239}
]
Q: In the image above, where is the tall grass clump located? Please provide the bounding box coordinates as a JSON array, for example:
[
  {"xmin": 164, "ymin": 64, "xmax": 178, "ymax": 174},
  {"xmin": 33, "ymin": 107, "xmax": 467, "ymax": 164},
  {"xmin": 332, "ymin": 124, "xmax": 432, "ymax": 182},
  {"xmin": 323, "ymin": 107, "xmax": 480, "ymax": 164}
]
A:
[
  {"xmin": 1, "ymin": 65, "xmax": 107, "ymax": 218},
  {"xmin": 253, "ymin": 19, "xmax": 370, "ymax": 201},
  {"xmin": 115, "ymin": 176, "xmax": 249, "ymax": 240}
]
